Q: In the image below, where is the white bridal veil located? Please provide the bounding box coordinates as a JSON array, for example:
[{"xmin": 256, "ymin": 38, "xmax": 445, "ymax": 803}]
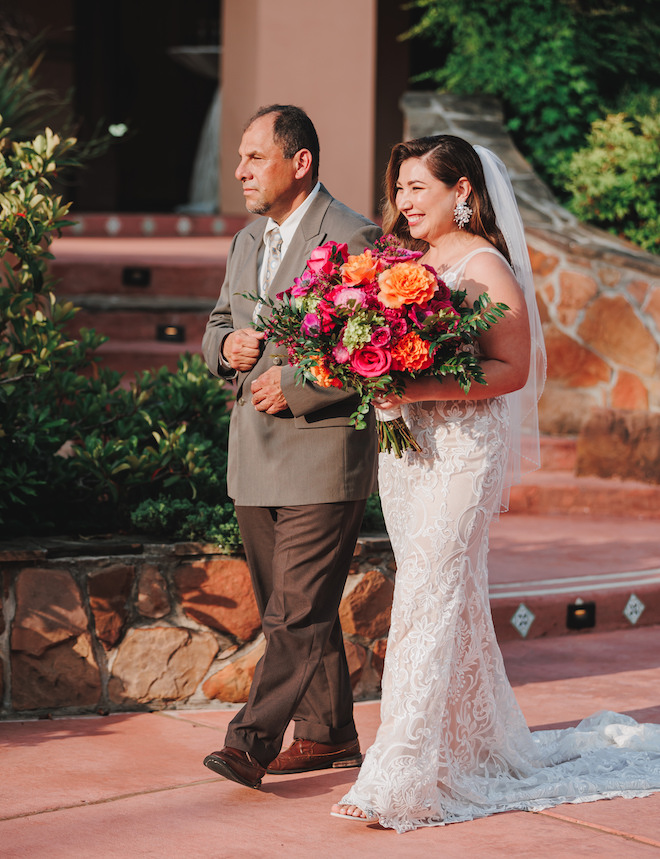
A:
[{"xmin": 474, "ymin": 145, "xmax": 547, "ymax": 508}]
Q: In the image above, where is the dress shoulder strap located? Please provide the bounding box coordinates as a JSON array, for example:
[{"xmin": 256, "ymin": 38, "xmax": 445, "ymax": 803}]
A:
[{"xmin": 442, "ymin": 247, "xmax": 508, "ymax": 286}]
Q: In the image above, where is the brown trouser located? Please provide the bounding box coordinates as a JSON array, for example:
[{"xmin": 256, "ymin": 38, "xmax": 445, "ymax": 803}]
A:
[{"xmin": 226, "ymin": 500, "xmax": 366, "ymax": 766}]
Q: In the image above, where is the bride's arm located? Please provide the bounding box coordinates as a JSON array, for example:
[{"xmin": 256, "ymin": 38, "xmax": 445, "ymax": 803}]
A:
[{"xmin": 379, "ymin": 254, "xmax": 531, "ymax": 407}]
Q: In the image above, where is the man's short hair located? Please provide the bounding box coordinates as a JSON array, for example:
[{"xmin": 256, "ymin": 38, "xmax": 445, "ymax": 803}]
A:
[{"xmin": 246, "ymin": 104, "xmax": 320, "ymax": 182}]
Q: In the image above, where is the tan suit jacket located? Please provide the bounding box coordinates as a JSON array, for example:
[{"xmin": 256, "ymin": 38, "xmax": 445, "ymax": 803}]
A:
[{"xmin": 202, "ymin": 185, "xmax": 381, "ymax": 506}]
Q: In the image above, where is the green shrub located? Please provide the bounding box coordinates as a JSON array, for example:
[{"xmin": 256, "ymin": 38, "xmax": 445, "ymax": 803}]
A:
[
  {"xmin": 405, "ymin": 0, "xmax": 660, "ymax": 187},
  {"xmin": 361, "ymin": 493, "xmax": 385, "ymax": 533},
  {"xmin": 559, "ymin": 111, "xmax": 660, "ymax": 253},
  {"xmin": 1, "ymin": 346, "xmax": 234, "ymax": 538},
  {"xmin": 130, "ymin": 496, "xmax": 242, "ymax": 554}
]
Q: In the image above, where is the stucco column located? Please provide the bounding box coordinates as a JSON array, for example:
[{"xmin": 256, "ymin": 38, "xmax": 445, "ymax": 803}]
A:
[{"xmin": 219, "ymin": 0, "xmax": 377, "ymax": 219}]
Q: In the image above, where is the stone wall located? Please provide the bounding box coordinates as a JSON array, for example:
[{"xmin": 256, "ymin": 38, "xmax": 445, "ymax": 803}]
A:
[
  {"xmin": 0, "ymin": 536, "xmax": 393, "ymax": 718},
  {"xmin": 401, "ymin": 94, "xmax": 660, "ymax": 437}
]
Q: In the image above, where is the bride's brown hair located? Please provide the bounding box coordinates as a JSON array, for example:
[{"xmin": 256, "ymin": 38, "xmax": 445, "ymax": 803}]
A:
[{"xmin": 382, "ymin": 134, "xmax": 511, "ymax": 264}]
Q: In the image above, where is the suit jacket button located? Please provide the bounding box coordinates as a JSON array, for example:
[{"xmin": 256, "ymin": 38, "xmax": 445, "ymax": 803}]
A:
[
  {"xmin": 238, "ymin": 397, "xmax": 245, "ymax": 406},
  {"xmin": 272, "ymin": 356, "xmax": 283, "ymax": 365}
]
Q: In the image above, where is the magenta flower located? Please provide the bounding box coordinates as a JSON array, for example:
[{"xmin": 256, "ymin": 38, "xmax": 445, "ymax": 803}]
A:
[
  {"xmin": 291, "ymin": 274, "xmax": 314, "ymax": 298},
  {"xmin": 371, "ymin": 326, "xmax": 391, "ymax": 347},
  {"xmin": 301, "ymin": 312, "xmax": 320, "ymax": 337},
  {"xmin": 373, "ymin": 234, "xmax": 424, "ymax": 265}
]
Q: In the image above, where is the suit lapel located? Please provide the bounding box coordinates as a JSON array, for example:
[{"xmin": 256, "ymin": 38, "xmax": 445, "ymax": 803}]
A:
[
  {"xmin": 263, "ymin": 185, "xmax": 333, "ymax": 310},
  {"xmin": 232, "ymin": 220, "xmax": 266, "ymax": 325}
]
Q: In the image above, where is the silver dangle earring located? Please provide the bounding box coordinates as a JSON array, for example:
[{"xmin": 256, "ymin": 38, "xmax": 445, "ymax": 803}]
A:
[{"xmin": 453, "ymin": 200, "xmax": 473, "ymax": 229}]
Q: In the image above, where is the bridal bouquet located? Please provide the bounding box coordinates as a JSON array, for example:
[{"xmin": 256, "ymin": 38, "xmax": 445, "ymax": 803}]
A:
[{"xmin": 254, "ymin": 235, "xmax": 507, "ymax": 456}]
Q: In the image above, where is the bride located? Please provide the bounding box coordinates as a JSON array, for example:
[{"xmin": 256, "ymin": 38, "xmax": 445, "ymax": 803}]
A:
[{"xmin": 330, "ymin": 135, "xmax": 660, "ymax": 831}]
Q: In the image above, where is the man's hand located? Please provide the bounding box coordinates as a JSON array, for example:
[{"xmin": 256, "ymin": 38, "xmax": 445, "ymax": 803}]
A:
[
  {"xmin": 222, "ymin": 328, "xmax": 265, "ymax": 371},
  {"xmin": 251, "ymin": 366, "xmax": 288, "ymax": 414}
]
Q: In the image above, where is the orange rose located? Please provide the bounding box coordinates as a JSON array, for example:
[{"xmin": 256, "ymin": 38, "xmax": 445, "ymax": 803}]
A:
[
  {"xmin": 308, "ymin": 358, "xmax": 342, "ymax": 388},
  {"xmin": 341, "ymin": 250, "xmax": 380, "ymax": 286},
  {"xmin": 377, "ymin": 262, "xmax": 437, "ymax": 309},
  {"xmin": 391, "ymin": 332, "xmax": 433, "ymax": 372}
]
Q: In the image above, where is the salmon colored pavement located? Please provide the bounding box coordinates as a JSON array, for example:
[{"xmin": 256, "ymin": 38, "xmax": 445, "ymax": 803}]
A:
[
  {"xmin": 1, "ymin": 621, "xmax": 659, "ymax": 858},
  {"xmin": 2, "ymin": 510, "xmax": 660, "ymax": 856}
]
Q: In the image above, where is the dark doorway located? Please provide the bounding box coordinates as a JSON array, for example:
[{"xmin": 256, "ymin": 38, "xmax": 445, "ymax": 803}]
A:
[{"xmin": 72, "ymin": 0, "xmax": 220, "ymax": 212}]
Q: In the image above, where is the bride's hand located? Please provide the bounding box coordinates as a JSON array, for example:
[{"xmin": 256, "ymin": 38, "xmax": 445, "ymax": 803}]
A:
[
  {"xmin": 373, "ymin": 393, "xmax": 404, "ymax": 410},
  {"xmin": 374, "ymin": 378, "xmax": 433, "ymax": 408}
]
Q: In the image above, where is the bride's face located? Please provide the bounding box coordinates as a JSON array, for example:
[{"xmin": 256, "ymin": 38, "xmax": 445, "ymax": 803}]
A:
[{"xmin": 395, "ymin": 158, "xmax": 466, "ymax": 245}]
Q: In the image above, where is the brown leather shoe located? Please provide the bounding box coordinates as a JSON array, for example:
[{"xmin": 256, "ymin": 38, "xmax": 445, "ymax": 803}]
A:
[
  {"xmin": 266, "ymin": 738, "xmax": 362, "ymax": 774},
  {"xmin": 203, "ymin": 746, "xmax": 266, "ymax": 789}
]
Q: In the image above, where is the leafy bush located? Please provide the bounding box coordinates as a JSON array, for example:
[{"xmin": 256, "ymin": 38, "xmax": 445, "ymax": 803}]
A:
[
  {"xmin": 361, "ymin": 493, "xmax": 385, "ymax": 533},
  {"xmin": 405, "ymin": 0, "xmax": 660, "ymax": 186},
  {"xmin": 559, "ymin": 111, "xmax": 660, "ymax": 253},
  {"xmin": 130, "ymin": 497, "xmax": 242, "ymax": 553}
]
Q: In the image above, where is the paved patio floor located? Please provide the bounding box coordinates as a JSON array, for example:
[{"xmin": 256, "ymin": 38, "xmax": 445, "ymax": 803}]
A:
[{"xmin": 2, "ymin": 510, "xmax": 660, "ymax": 856}]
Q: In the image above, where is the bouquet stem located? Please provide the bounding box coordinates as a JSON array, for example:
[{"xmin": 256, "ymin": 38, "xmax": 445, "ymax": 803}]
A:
[{"xmin": 377, "ymin": 416, "xmax": 422, "ymax": 458}]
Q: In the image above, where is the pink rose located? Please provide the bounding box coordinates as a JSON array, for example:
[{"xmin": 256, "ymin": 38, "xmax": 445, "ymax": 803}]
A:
[
  {"xmin": 349, "ymin": 345, "xmax": 392, "ymax": 378},
  {"xmin": 306, "ymin": 241, "xmax": 348, "ymax": 276}
]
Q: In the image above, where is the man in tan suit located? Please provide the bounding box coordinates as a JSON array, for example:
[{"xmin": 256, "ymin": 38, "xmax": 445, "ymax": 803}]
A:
[{"xmin": 201, "ymin": 105, "xmax": 380, "ymax": 789}]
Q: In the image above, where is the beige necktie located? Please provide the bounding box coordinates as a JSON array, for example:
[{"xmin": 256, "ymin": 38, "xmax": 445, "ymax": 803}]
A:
[{"xmin": 253, "ymin": 227, "xmax": 283, "ymax": 323}]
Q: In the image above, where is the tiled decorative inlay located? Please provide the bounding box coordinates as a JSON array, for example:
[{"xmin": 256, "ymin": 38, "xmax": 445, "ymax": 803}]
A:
[
  {"xmin": 511, "ymin": 603, "xmax": 536, "ymax": 638},
  {"xmin": 105, "ymin": 216, "xmax": 121, "ymax": 236},
  {"xmin": 623, "ymin": 593, "xmax": 645, "ymax": 625}
]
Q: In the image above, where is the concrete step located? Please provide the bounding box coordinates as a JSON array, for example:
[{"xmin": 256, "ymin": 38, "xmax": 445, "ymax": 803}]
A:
[
  {"xmin": 488, "ymin": 512, "xmax": 660, "ymax": 641},
  {"xmin": 92, "ymin": 340, "xmax": 195, "ymax": 375},
  {"xmin": 63, "ymin": 295, "xmax": 211, "ymax": 352},
  {"xmin": 538, "ymin": 435, "xmax": 577, "ymax": 472},
  {"xmin": 508, "ymin": 468, "xmax": 660, "ymax": 519},
  {"xmin": 49, "ymin": 236, "xmax": 232, "ymax": 299},
  {"xmin": 490, "ymin": 567, "xmax": 660, "ymax": 642}
]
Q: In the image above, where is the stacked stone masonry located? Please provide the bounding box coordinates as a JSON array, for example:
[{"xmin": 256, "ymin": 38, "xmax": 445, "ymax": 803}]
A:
[{"xmin": 0, "ymin": 538, "xmax": 394, "ymax": 718}]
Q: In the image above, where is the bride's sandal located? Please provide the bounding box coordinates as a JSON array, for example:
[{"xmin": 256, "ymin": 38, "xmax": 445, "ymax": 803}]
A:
[{"xmin": 330, "ymin": 803, "xmax": 369, "ymax": 821}]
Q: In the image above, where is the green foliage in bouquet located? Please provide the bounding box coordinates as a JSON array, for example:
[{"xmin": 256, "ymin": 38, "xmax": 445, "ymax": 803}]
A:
[{"xmin": 558, "ymin": 110, "xmax": 660, "ymax": 254}]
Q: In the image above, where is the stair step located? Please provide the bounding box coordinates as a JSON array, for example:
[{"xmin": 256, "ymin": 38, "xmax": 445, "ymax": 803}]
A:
[
  {"xmin": 52, "ymin": 261, "xmax": 225, "ymax": 299},
  {"xmin": 509, "ymin": 469, "xmax": 660, "ymax": 519},
  {"xmin": 49, "ymin": 236, "xmax": 231, "ymax": 299},
  {"xmin": 538, "ymin": 435, "xmax": 577, "ymax": 472},
  {"xmin": 64, "ymin": 301, "xmax": 210, "ymax": 347},
  {"xmin": 490, "ymin": 570, "xmax": 660, "ymax": 641}
]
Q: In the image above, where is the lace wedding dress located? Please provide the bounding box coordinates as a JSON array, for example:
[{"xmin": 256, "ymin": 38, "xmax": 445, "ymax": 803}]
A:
[{"xmin": 339, "ymin": 251, "xmax": 660, "ymax": 833}]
